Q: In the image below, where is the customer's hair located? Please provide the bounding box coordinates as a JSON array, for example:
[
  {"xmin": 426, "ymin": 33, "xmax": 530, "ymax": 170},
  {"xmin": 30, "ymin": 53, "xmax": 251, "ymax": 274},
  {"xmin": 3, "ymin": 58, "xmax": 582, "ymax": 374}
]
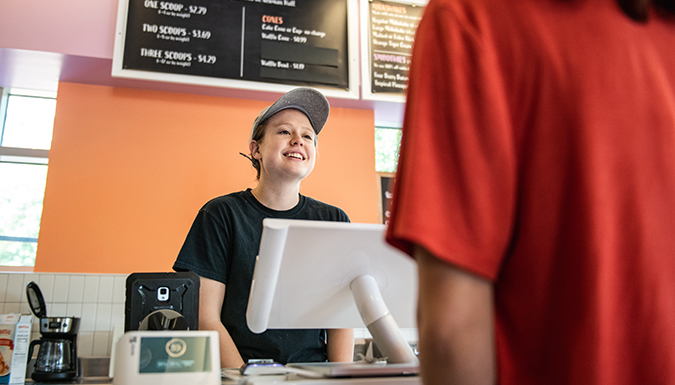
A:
[{"xmin": 616, "ymin": 0, "xmax": 675, "ymax": 21}]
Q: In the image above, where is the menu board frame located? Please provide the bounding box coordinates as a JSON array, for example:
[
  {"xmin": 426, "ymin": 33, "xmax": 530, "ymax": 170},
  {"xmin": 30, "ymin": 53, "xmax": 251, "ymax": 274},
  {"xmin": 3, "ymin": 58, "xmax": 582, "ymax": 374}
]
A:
[
  {"xmin": 112, "ymin": 0, "xmax": 360, "ymax": 99},
  {"xmin": 360, "ymin": 0, "xmax": 427, "ymax": 103}
]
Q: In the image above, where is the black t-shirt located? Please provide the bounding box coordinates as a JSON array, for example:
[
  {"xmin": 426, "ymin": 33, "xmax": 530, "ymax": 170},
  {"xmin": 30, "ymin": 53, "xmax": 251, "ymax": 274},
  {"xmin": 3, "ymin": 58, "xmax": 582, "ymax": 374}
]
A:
[{"xmin": 173, "ymin": 189, "xmax": 349, "ymax": 364}]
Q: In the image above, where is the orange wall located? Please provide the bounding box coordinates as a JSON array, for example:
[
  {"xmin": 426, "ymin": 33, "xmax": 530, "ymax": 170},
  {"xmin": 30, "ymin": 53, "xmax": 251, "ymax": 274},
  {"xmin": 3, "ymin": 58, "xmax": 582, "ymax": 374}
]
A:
[{"xmin": 34, "ymin": 82, "xmax": 378, "ymax": 274}]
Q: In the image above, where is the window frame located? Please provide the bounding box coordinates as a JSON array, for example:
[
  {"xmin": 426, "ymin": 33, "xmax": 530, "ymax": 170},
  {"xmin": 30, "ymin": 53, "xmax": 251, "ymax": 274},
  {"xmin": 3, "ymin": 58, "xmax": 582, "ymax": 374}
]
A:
[{"xmin": 0, "ymin": 87, "xmax": 57, "ymax": 271}]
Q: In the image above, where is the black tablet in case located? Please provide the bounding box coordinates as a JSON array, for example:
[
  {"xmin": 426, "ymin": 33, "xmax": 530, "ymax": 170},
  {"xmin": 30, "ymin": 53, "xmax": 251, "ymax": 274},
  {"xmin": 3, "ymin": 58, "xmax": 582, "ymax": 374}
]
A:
[{"xmin": 124, "ymin": 271, "xmax": 200, "ymax": 332}]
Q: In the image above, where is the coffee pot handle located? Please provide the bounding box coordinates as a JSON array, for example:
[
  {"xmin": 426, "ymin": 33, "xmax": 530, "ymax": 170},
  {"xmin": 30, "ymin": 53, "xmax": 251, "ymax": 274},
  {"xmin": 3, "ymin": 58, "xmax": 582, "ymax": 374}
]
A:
[{"xmin": 27, "ymin": 339, "xmax": 42, "ymax": 363}]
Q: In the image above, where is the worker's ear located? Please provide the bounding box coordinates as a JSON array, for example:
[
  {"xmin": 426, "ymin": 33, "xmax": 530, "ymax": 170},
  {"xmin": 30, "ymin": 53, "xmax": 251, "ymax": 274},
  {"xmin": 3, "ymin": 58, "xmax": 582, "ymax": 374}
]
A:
[{"xmin": 249, "ymin": 140, "xmax": 261, "ymax": 160}]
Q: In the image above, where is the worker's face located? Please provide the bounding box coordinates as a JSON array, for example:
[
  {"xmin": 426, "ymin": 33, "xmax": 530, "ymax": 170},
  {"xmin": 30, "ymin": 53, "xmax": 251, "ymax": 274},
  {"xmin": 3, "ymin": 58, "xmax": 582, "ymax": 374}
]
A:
[{"xmin": 250, "ymin": 109, "xmax": 317, "ymax": 183}]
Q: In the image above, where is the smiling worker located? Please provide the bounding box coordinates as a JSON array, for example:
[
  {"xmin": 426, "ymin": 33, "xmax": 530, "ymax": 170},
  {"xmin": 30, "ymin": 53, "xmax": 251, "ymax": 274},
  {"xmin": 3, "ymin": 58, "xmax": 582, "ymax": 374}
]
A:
[{"xmin": 173, "ymin": 88, "xmax": 354, "ymax": 368}]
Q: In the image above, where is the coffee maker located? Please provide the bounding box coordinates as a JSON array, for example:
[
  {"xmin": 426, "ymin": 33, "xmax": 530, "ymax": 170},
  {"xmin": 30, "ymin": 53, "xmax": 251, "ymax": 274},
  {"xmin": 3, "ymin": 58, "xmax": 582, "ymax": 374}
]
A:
[{"xmin": 26, "ymin": 282, "xmax": 80, "ymax": 382}]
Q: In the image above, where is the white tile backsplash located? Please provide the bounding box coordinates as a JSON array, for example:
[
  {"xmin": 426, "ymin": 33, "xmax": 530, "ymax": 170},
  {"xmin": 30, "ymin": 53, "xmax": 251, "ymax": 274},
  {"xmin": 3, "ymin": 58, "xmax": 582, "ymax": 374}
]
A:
[
  {"xmin": 68, "ymin": 275, "xmax": 85, "ymax": 303},
  {"xmin": 92, "ymin": 331, "xmax": 110, "ymax": 356},
  {"xmin": 98, "ymin": 276, "xmax": 114, "ymax": 304},
  {"xmin": 80, "ymin": 303, "xmax": 98, "ymax": 332},
  {"xmin": 21, "ymin": 274, "xmax": 34, "ymax": 304},
  {"xmin": 6, "ymin": 275, "xmax": 24, "ymax": 302},
  {"xmin": 66, "ymin": 302, "xmax": 83, "ymax": 318},
  {"xmin": 0, "ymin": 272, "xmax": 128, "ymax": 358},
  {"xmin": 111, "ymin": 304, "xmax": 124, "ymax": 329},
  {"xmin": 0, "ymin": 275, "xmax": 8, "ymax": 302},
  {"xmin": 95, "ymin": 303, "xmax": 112, "ymax": 331},
  {"xmin": 50, "ymin": 302, "xmax": 68, "ymax": 317},
  {"xmin": 112, "ymin": 276, "xmax": 126, "ymax": 304},
  {"xmin": 37, "ymin": 274, "xmax": 55, "ymax": 302},
  {"xmin": 19, "ymin": 302, "xmax": 30, "ymax": 315},
  {"xmin": 3, "ymin": 302, "xmax": 19, "ymax": 314},
  {"xmin": 83, "ymin": 276, "xmax": 100, "ymax": 303},
  {"xmin": 78, "ymin": 332, "xmax": 94, "ymax": 357},
  {"xmin": 52, "ymin": 275, "xmax": 70, "ymax": 302}
]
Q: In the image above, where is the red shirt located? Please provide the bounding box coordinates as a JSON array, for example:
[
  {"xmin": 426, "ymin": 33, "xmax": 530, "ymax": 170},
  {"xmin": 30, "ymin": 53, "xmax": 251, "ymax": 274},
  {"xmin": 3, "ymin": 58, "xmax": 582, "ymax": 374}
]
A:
[{"xmin": 386, "ymin": 0, "xmax": 675, "ymax": 383}]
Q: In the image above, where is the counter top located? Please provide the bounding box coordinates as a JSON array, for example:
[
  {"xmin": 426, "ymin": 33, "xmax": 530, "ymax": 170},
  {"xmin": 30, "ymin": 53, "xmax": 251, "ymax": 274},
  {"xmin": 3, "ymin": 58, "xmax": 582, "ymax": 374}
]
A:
[
  {"xmin": 23, "ymin": 358, "xmax": 421, "ymax": 385},
  {"xmin": 24, "ymin": 376, "xmax": 422, "ymax": 385},
  {"xmin": 24, "ymin": 376, "xmax": 420, "ymax": 385},
  {"xmin": 27, "ymin": 379, "xmax": 111, "ymax": 385}
]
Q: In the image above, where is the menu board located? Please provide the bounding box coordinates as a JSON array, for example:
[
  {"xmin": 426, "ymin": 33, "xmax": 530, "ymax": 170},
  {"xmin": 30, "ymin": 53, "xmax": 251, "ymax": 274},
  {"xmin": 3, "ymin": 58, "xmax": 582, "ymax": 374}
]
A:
[
  {"xmin": 360, "ymin": 0, "xmax": 425, "ymax": 102},
  {"xmin": 112, "ymin": 0, "xmax": 359, "ymax": 98}
]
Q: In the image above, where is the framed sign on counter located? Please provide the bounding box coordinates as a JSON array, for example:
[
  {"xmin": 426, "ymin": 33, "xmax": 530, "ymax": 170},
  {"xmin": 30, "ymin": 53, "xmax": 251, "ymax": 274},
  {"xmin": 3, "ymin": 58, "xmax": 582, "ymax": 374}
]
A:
[
  {"xmin": 360, "ymin": 0, "xmax": 426, "ymax": 103},
  {"xmin": 112, "ymin": 0, "xmax": 359, "ymax": 99}
]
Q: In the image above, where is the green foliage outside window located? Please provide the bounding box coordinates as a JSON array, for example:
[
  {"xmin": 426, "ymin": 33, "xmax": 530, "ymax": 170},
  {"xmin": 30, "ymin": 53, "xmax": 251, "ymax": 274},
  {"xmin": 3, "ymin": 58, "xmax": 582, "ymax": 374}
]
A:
[
  {"xmin": 375, "ymin": 127, "xmax": 402, "ymax": 173},
  {"xmin": 0, "ymin": 163, "xmax": 47, "ymax": 266}
]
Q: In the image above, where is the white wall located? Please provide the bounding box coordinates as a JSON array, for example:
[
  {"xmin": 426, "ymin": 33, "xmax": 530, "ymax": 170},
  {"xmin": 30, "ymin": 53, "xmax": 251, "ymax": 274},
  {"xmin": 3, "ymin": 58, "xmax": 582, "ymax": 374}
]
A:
[{"xmin": 0, "ymin": 0, "xmax": 117, "ymax": 58}]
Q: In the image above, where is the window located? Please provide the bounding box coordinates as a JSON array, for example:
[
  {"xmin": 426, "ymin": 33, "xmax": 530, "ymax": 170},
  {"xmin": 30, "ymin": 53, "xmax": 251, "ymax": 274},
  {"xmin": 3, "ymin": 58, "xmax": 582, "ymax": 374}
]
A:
[
  {"xmin": 0, "ymin": 88, "xmax": 57, "ymax": 269},
  {"xmin": 375, "ymin": 126, "xmax": 402, "ymax": 173},
  {"xmin": 375, "ymin": 126, "xmax": 401, "ymax": 224}
]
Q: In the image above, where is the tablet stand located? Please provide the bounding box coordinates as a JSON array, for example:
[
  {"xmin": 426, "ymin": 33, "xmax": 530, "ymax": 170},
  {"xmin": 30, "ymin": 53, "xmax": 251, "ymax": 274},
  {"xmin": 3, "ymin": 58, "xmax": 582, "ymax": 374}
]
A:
[{"xmin": 351, "ymin": 275, "xmax": 418, "ymax": 363}]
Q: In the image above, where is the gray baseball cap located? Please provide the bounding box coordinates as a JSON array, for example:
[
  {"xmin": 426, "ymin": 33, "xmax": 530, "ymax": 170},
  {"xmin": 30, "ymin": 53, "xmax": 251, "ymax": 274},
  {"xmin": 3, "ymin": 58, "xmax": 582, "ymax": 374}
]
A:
[{"xmin": 250, "ymin": 88, "xmax": 330, "ymax": 140}]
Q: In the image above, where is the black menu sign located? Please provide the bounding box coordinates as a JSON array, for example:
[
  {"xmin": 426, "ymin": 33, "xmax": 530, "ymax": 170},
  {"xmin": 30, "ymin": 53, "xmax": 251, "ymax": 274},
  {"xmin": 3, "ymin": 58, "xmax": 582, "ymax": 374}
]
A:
[
  {"xmin": 366, "ymin": 0, "xmax": 424, "ymax": 98},
  {"xmin": 116, "ymin": 0, "xmax": 350, "ymax": 90}
]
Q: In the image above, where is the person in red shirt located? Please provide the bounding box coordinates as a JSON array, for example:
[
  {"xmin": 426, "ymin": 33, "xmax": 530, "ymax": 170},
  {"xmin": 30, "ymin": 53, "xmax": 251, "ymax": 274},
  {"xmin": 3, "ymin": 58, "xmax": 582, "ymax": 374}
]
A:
[{"xmin": 386, "ymin": 0, "xmax": 675, "ymax": 384}]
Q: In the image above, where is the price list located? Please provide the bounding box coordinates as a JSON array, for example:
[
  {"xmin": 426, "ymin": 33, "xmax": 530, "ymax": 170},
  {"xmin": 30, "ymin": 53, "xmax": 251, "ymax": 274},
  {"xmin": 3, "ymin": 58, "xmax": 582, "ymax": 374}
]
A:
[
  {"xmin": 120, "ymin": 0, "xmax": 349, "ymax": 89},
  {"xmin": 368, "ymin": 1, "xmax": 424, "ymax": 95}
]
